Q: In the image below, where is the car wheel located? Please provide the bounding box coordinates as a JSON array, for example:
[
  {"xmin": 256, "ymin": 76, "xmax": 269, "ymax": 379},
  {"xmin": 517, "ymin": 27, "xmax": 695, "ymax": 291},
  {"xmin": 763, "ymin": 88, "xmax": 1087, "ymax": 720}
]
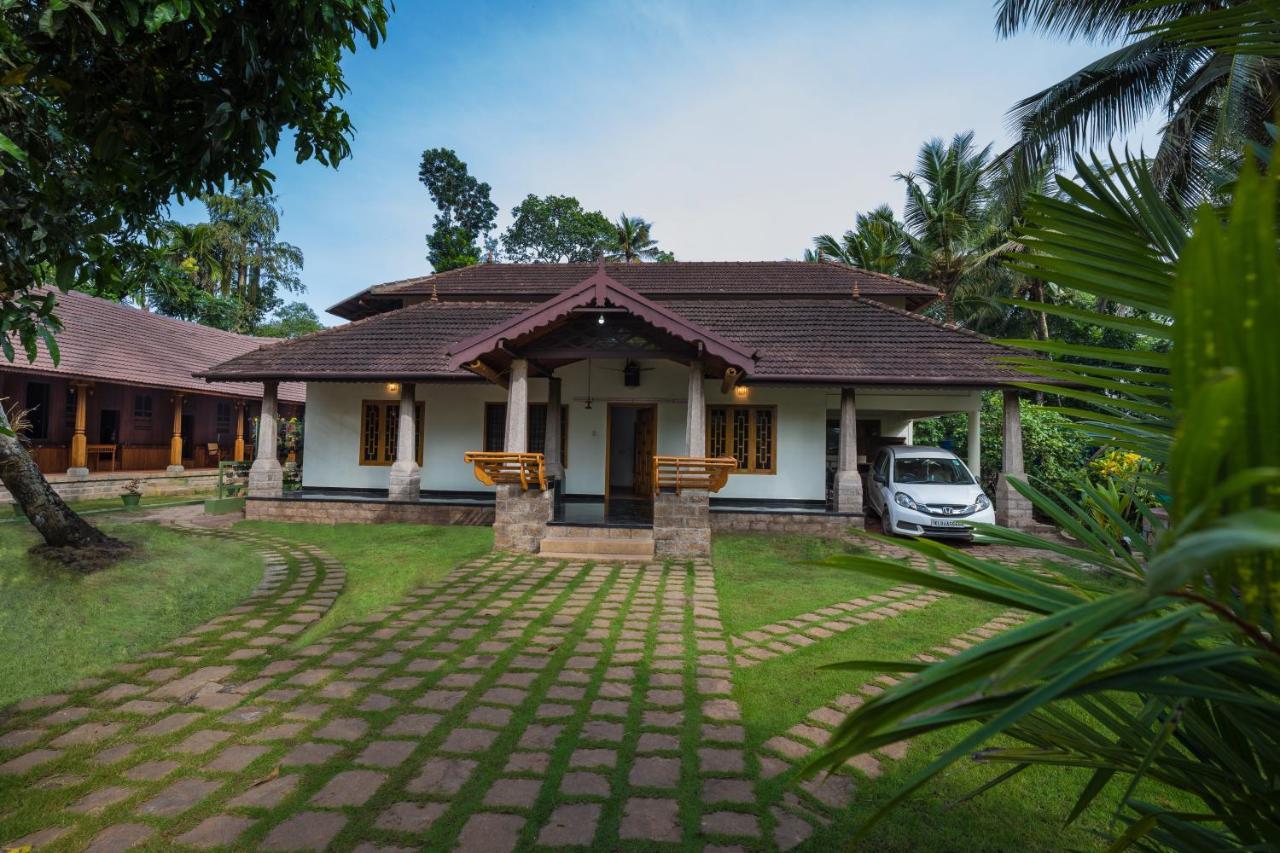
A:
[{"xmin": 879, "ymin": 509, "xmax": 894, "ymax": 536}]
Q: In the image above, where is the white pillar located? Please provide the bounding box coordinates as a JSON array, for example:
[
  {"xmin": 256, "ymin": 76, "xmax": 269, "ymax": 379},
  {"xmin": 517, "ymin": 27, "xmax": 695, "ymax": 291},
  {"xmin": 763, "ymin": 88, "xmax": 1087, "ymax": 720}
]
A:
[
  {"xmin": 248, "ymin": 380, "xmax": 282, "ymax": 497},
  {"xmin": 966, "ymin": 407, "xmax": 981, "ymax": 480},
  {"xmin": 505, "ymin": 359, "xmax": 529, "ymax": 453},
  {"xmin": 995, "ymin": 389, "xmax": 1034, "ymax": 528},
  {"xmin": 685, "ymin": 359, "xmax": 705, "ymax": 455},
  {"xmin": 388, "ymin": 382, "xmax": 420, "ymax": 501},
  {"xmin": 544, "ymin": 377, "xmax": 563, "ymax": 479},
  {"xmin": 834, "ymin": 387, "xmax": 863, "ymax": 512}
]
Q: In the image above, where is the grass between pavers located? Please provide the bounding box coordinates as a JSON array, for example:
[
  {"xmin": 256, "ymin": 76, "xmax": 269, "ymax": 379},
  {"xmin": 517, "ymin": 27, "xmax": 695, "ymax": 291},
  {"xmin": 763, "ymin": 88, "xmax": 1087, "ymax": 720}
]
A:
[
  {"xmin": 712, "ymin": 533, "xmax": 894, "ymax": 636},
  {"xmin": 0, "ymin": 521, "xmax": 262, "ymax": 708},
  {"xmin": 235, "ymin": 521, "xmax": 492, "ymax": 643},
  {"xmin": 720, "ymin": 537, "xmax": 1190, "ymax": 851}
]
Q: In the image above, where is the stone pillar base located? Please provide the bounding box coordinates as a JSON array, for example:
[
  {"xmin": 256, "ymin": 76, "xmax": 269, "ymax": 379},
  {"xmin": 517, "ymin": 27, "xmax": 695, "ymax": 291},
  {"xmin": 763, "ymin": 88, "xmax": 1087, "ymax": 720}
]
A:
[
  {"xmin": 995, "ymin": 474, "xmax": 1035, "ymax": 529},
  {"xmin": 388, "ymin": 462, "xmax": 422, "ymax": 502},
  {"xmin": 654, "ymin": 489, "xmax": 711, "ymax": 558},
  {"xmin": 494, "ymin": 484, "xmax": 554, "ymax": 553},
  {"xmin": 65, "ymin": 467, "xmax": 90, "ymax": 481},
  {"xmin": 248, "ymin": 459, "xmax": 284, "ymax": 499},
  {"xmin": 166, "ymin": 464, "xmax": 185, "ymax": 474},
  {"xmin": 834, "ymin": 469, "xmax": 864, "ymax": 513}
]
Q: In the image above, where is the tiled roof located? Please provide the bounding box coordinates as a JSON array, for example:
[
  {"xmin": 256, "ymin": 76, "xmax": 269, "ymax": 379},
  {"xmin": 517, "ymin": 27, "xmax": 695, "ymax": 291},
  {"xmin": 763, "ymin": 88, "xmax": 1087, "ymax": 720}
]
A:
[
  {"xmin": 328, "ymin": 261, "xmax": 940, "ymax": 319},
  {"xmin": 202, "ymin": 293, "xmax": 1024, "ymax": 387},
  {"xmin": 4, "ymin": 290, "xmax": 306, "ymax": 402}
]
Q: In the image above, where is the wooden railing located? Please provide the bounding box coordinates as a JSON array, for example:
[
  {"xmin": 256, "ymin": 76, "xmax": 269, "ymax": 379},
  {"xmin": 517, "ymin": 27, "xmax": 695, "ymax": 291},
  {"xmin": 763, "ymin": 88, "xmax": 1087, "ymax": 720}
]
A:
[
  {"xmin": 653, "ymin": 455, "xmax": 737, "ymax": 494},
  {"xmin": 463, "ymin": 451, "xmax": 547, "ymax": 491}
]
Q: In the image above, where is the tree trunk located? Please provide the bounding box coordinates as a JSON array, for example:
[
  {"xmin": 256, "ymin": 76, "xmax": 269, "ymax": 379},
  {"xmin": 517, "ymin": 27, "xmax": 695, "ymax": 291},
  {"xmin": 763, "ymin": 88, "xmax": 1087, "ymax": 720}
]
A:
[
  {"xmin": 0, "ymin": 405, "xmax": 119, "ymax": 549},
  {"xmin": 1030, "ymin": 279, "xmax": 1050, "ymax": 341}
]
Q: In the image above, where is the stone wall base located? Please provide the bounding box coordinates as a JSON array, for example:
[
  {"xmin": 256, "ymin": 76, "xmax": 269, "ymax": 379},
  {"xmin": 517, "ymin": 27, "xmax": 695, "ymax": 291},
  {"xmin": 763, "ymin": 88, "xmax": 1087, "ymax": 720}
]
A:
[
  {"xmin": 711, "ymin": 510, "xmax": 860, "ymax": 537},
  {"xmin": 493, "ymin": 485, "xmax": 554, "ymax": 553},
  {"xmin": 654, "ymin": 489, "xmax": 711, "ymax": 558},
  {"xmin": 246, "ymin": 498, "xmax": 495, "ymax": 526},
  {"xmin": 0, "ymin": 470, "xmax": 218, "ymax": 506},
  {"xmin": 994, "ymin": 474, "xmax": 1036, "ymax": 529}
]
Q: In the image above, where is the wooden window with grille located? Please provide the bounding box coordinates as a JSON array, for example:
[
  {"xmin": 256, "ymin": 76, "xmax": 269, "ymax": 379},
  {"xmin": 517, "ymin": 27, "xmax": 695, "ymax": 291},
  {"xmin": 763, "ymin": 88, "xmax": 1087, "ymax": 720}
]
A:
[
  {"xmin": 705, "ymin": 405, "xmax": 776, "ymax": 474},
  {"xmin": 132, "ymin": 394, "xmax": 153, "ymax": 432},
  {"xmin": 359, "ymin": 400, "xmax": 425, "ymax": 466},
  {"xmin": 483, "ymin": 403, "xmax": 568, "ymax": 466}
]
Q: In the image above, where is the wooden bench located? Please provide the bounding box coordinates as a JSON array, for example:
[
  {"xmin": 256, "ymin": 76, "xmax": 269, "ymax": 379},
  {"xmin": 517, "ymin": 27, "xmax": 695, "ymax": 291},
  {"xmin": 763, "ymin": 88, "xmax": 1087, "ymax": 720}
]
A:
[
  {"xmin": 86, "ymin": 443, "xmax": 117, "ymax": 472},
  {"xmin": 653, "ymin": 456, "xmax": 737, "ymax": 494},
  {"xmin": 463, "ymin": 451, "xmax": 547, "ymax": 491}
]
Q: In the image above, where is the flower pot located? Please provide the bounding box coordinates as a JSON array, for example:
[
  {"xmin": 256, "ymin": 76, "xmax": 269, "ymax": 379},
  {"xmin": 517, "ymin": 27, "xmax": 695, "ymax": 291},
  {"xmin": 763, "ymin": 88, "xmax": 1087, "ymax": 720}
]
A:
[{"xmin": 121, "ymin": 494, "xmax": 142, "ymax": 510}]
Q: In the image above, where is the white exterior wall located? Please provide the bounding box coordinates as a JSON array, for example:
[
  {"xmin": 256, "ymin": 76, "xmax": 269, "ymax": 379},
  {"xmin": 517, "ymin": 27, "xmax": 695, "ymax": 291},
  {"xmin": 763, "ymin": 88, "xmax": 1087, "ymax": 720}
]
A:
[{"xmin": 301, "ymin": 370, "xmax": 981, "ymax": 501}]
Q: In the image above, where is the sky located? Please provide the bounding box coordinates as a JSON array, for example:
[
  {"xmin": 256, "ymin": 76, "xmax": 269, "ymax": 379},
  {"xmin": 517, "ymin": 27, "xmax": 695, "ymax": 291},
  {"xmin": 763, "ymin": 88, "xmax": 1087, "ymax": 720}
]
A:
[{"xmin": 178, "ymin": 0, "xmax": 1133, "ymax": 324}]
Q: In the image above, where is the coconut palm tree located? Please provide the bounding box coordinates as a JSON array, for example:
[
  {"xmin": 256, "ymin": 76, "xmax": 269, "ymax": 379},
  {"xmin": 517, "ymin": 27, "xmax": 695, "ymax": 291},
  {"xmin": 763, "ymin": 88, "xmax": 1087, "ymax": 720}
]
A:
[
  {"xmin": 998, "ymin": 0, "xmax": 1280, "ymax": 206},
  {"xmin": 812, "ymin": 206, "xmax": 909, "ymax": 274},
  {"xmin": 606, "ymin": 213, "xmax": 661, "ymax": 262},
  {"xmin": 897, "ymin": 132, "xmax": 1000, "ymax": 323}
]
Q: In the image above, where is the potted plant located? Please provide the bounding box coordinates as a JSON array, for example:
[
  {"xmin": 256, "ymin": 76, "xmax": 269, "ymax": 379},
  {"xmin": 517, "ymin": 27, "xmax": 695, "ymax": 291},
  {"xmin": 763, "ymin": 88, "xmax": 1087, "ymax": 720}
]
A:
[{"xmin": 121, "ymin": 478, "xmax": 144, "ymax": 510}]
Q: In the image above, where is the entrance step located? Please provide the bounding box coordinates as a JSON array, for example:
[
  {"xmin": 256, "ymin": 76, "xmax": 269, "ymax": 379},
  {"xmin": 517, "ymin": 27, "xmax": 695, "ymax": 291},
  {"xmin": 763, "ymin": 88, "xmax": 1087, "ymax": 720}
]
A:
[{"xmin": 539, "ymin": 527, "xmax": 655, "ymax": 561}]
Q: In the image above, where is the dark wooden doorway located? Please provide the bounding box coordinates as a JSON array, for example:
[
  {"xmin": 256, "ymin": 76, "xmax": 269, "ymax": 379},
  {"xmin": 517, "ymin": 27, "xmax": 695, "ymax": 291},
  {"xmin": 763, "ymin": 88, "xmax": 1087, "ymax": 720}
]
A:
[
  {"xmin": 98, "ymin": 410, "xmax": 119, "ymax": 445},
  {"xmin": 606, "ymin": 403, "xmax": 657, "ymax": 525}
]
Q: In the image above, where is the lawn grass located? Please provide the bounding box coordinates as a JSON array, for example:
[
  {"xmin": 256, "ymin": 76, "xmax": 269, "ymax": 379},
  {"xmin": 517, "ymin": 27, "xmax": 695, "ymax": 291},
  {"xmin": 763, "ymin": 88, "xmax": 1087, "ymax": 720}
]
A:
[
  {"xmin": 236, "ymin": 521, "xmax": 493, "ymax": 642},
  {"xmin": 0, "ymin": 520, "xmax": 262, "ymax": 707},
  {"xmin": 712, "ymin": 533, "xmax": 894, "ymax": 635}
]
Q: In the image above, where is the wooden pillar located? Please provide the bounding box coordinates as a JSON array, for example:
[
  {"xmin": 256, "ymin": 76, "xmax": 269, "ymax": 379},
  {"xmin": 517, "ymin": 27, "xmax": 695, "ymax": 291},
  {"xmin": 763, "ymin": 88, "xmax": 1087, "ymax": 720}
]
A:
[
  {"xmin": 248, "ymin": 380, "xmax": 282, "ymax": 497},
  {"xmin": 544, "ymin": 376, "xmax": 563, "ymax": 480},
  {"xmin": 966, "ymin": 407, "xmax": 981, "ymax": 480},
  {"xmin": 685, "ymin": 359, "xmax": 705, "ymax": 456},
  {"xmin": 233, "ymin": 402, "xmax": 246, "ymax": 462},
  {"xmin": 834, "ymin": 387, "xmax": 863, "ymax": 512},
  {"xmin": 504, "ymin": 359, "xmax": 529, "ymax": 453},
  {"xmin": 67, "ymin": 382, "xmax": 90, "ymax": 478},
  {"xmin": 167, "ymin": 392, "xmax": 185, "ymax": 472},
  {"xmin": 388, "ymin": 382, "xmax": 420, "ymax": 501},
  {"xmin": 995, "ymin": 389, "xmax": 1034, "ymax": 528}
]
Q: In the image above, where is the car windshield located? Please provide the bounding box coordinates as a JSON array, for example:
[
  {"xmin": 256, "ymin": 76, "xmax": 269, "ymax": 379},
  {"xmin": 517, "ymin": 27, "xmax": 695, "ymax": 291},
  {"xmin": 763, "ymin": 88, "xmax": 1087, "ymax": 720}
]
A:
[{"xmin": 894, "ymin": 456, "xmax": 973, "ymax": 485}]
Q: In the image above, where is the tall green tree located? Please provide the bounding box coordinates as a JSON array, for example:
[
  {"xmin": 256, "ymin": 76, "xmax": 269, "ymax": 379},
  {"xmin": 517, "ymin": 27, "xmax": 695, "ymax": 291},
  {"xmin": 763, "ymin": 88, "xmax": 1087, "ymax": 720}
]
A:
[
  {"xmin": 501, "ymin": 194, "xmax": 615, "ymax": 263},
  {"xmin": 812, "ymin": 205, "xmax": 909, "ymax": 274},
  {"xmin": 998, "ymin": 0, "xmax": 1280, "ymax": 206},
  {"xmin": 0, "ymin": 0, "xmax": 388, "ymax": 552},
  {"xmin": 202, "ymin": 186, "xmax": 304, "ymax": 332},
  {"xmin": 418, "ymin": 148, "xmax": 498, "ymax": 272},
  {"xmin": 606, "ymin": 212, "xmax": 664, "ymax": 262},
  {"xmin": 897, "ymin": 132, "xmax": 1000, "ymax": 324},
  {"xmin": 256, "ymin": 302, "xmax": 323, "ymax": 339}
]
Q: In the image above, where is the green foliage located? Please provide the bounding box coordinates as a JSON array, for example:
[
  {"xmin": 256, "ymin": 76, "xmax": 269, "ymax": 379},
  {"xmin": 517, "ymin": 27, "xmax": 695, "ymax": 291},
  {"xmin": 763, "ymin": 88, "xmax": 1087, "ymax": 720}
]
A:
[
  {"xmin": 419, "ymin": 148, "xmax": 498, "ymax": 272},
  {"xmin": 997, "ymin": 0, "xmax": 1274, "ymax": 207},
  {"xmin": 812, "ymin": 148, "xmax": 1280, "ymax": 850},
  {"xmin": 0, "ymin": 0, "xmax": 388, "ymax": 358},
  {"xmin": 812, "ymin": 205, "xmax": 908, "ymax": 274},
  {"xmin": 913, "ymin": 392, "xmax": 1091, "ymax": 502},
  {"xmin": 501, "ymin": 194, "xmax": 615, "ymax": 263},
  {"xmin": 605, "ymin": 212, "xmax": 667, "ymax": 262},
  {"xmin": 256, "ymin": 302, "xmax": 323, "ymax": 339}
]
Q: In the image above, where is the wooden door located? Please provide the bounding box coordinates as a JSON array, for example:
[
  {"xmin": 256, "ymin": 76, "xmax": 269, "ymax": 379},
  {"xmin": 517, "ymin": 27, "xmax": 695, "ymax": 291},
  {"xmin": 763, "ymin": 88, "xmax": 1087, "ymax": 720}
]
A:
[{"xmin": 632, "ymin": 407, "xmax": 657, "ymax": 495}]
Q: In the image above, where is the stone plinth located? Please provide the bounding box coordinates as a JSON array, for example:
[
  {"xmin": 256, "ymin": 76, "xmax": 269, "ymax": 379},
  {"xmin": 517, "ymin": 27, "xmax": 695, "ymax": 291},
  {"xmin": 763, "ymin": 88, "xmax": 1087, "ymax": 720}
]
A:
[
  {"xmin": 388, "ymin": 461, "xmax": 421, "ymax": 501},
  {"xmin": 833, "ymin": 470, "xmax": 863, "ymax": 513},
  {"xmin": 248, "ymin": 458, "xmax": 283, "ymax": 499},
  {"xmin": 994, "ymin": 474, "xmax": 1034, "ymax": 529},
  {"xmin": 493, "ymin": 485, "xmax": 553, "ymax": 553},
  {"xmin": 654, "ymin": 489, "xmax": 710, "ymax": 558}
]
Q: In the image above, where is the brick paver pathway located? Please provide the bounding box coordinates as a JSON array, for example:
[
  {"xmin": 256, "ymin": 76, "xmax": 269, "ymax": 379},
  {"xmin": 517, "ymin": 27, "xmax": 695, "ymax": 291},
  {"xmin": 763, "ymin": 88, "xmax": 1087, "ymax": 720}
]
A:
[{"xmin": 0, "ymin": 522, "xmax": 1040, "ymax": 852}]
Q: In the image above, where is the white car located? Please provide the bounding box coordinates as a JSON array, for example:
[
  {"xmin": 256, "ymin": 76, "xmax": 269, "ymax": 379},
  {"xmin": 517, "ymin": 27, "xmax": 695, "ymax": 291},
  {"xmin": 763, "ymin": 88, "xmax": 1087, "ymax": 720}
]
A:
[{"xmin": 866, "ymin": 445, "xmax": 994, "ymax": 540}]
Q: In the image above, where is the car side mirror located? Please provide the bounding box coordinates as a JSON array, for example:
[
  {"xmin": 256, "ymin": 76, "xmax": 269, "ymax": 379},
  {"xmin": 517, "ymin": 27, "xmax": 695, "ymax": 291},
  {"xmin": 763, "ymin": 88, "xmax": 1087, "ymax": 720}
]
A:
[{"xmin": 873, "ymin": 474, "xmax": 886, "ymax": 485}]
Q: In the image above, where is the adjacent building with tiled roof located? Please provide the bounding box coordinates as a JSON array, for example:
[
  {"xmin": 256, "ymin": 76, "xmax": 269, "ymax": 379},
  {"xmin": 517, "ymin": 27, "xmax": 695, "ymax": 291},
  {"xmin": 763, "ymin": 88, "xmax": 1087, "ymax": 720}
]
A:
[
  {"xmin": 202, "ymin": 260, "xmax": 1036, "ymax": 546},
  {"xmin": 1, "ymin": 290, "xmax": 304, "ymax": 490}
]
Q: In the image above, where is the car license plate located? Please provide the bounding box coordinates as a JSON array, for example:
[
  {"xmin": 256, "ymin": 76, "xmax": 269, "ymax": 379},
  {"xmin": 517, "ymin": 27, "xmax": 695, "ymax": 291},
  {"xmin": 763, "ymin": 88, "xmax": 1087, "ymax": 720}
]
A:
[{"xmin": 933, "ymin": 520, "xmax": 968, "ymax": 528}]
